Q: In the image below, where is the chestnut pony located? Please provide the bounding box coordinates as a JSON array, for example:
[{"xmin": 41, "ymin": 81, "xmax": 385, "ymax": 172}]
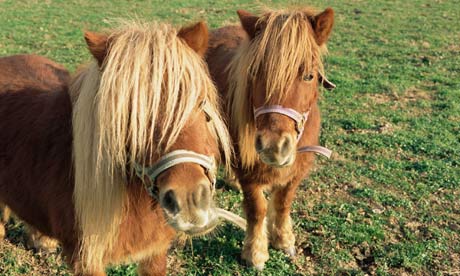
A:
[
  {"xmin": 0, "ymin": 21, "xmax": 231, "ymax": 275},
  {"xmin": 206, "ymin": 8, "xmax": 335, "ymax": 270}
]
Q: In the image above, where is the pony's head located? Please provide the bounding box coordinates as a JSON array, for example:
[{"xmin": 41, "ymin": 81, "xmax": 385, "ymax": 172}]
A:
[
  {"xmin": 228, "ymin": 8, "xmax": 334, "ymax": 168},
  {"xmin": 72, "ymin": 21, "xmax": 231, "ymax": 272}
]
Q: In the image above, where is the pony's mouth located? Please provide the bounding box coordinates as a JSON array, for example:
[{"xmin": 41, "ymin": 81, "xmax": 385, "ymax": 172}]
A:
[
  {"xmin": 166, "ymin": 207, "xmax": 247, "ymax": 237},
  {"xmin": 180, "ymin": 219, "xmax": 220, "ymax": 237},
  {"xmin": 259, "ymin": 152, "xmax": 295, "ymax": 168},
  {"xmin": 165, "ymin": 209, "xmax": 219, "ymax": 236}
]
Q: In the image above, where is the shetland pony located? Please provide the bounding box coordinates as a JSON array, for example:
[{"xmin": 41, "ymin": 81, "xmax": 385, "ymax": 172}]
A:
[
  {"xmin": 0, "ymin": 21, "xmax": 232, "ymax": 275},
  {"xmin": 206, "ymin": 8, "xmax": 335, "ymax": 270}
]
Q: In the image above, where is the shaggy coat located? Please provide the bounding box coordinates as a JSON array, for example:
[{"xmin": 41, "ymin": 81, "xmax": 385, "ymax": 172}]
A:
[{"xmin": 206, "ymin": 8, "xmax": 334, "ymax": 270}]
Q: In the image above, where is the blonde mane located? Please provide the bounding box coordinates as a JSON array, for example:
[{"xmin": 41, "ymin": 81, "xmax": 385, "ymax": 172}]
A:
[
  {"xmin": 227, "ymin": 8, "xmax": 327, "ymax": 168},
  {"xmin": 71, "ymin": 21, "xmax": 231, "ymax": 273}
]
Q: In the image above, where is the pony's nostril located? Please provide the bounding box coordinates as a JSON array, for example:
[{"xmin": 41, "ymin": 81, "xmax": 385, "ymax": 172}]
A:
[
  {"xmin": 193, "ymin": 183, "xmax": 211, "ymax": 209},
  {"xmin": 280, "ymin": 136, "xmax": 291, "ymax": 156},
  {"xmin": 255, "ymin": 135, "xmax": 263, "ymax": 152},
  {"xmin": 162, "ymin": 190, "xmax": 180, "ymax": 215}
]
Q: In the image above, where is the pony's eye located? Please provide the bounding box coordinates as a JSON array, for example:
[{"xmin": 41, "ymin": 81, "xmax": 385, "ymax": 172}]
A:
[
  {"xmin": 303, "ymin": 74, "xmax": 314, "ymax": 82},
  {"xmin": 204, "ymin": 111, "xmax": 212, "ymax": 122}
]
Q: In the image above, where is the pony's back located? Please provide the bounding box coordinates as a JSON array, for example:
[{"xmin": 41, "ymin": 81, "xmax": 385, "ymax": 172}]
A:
[
  {"xmin": 0, "ymin": 55, "xmax": 74, "ymax": 237},
  {"xmin": 0, "ymin": 54, "xmax": 69, "ymax": 92}
]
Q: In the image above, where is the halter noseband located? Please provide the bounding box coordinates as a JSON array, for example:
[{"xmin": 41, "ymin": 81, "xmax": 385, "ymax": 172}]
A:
[
  {"xmin": 254, "ymin": 105, "xmax": 309, "ymax": 141},
  {"xmin": 134, "ymin": 150, "xmax": 216, "ymax": 199}
]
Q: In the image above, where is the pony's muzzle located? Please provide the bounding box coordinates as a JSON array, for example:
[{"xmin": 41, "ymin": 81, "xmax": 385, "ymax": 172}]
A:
[
  {"xmin": 255, "ymin": 131, "xmax": 296, "ymax": 167},
  {"xmin": 159, "ymin": 180, "xmax": 216, "ymax": 234}
]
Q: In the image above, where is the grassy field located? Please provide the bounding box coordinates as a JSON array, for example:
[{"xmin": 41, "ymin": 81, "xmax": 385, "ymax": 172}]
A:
[{"xmin": 0, "ymin": 0, "xmax": 459, "ymax": 275}]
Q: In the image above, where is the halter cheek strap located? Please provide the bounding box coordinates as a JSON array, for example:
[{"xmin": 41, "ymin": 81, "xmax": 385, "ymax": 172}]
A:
[
  {"xmin": 319, "ymin": 73, "xmax": 336, "ymax": 91},
  {"xmin": 297, "ymin": 145, "xmax": 332, "ymax": 158},
  {"xmin": 134, "ymin": 150, "xmax": 216, "ymax": 199},
  {"xmin": 253, "ymin": 105, "xmax": 309, "ymax": 141}
]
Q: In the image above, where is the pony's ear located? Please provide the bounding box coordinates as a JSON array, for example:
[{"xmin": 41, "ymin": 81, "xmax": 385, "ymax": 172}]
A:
[
  {"xmin": 178, "ymin": 21, "xmax": 209, "ymax": 57},
  {"xmin": 311, "ymin": 8, "xmax": 334, "ymax": 45},
  {"xmin": 237, "ymin": 10, "xmax": 259, "ymax": 39},
  {"xmin": 84, "ymin": 31, "xmax": 109, "ymax": 66}
]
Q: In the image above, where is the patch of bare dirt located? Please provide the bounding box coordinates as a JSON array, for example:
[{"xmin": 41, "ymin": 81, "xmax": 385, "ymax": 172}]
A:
[
  {"xmin": 402, "ymin": 87, "xmax": 432, "ymax": 101},
  {"xmin": 366, "ymin": 86, "xmax": 433, "ymax": 106},
  {"xmin": 367, "ymin": 93, "xmax": 393, "ymax": 104},
  {"xmin": 447, "ymin": 44, "xmax": 460, "ymax": 53},
  {"xmin": 291, "ymin": 244, "xmax": 317, "ymax": 275},
  {"xmin": 351, "ymin": 242, "xmax": 377, "ymax": 275},
  {"xmin": 167, "ymin": 253, "xmax": 187, "ymax": 275}
]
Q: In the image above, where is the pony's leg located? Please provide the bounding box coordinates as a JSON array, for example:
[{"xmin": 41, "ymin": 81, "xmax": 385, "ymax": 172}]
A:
[
  {"xmin": 241, "ymin": 183, "xmax": 269, "ymax": 270},
  {"xmin": 0, "ymin": 203, "xmax": 10, "ymax": 239},
  {"xmin": 267, "ymin": 180, "xmax": 300, "ymax": 257},
  {"xmin": 137, "ymin": 251, "xmax": 167, "ymax": 276},
  {"xmin": 25, "ymin": 224, "xmax": 59, "ymax": 252}
]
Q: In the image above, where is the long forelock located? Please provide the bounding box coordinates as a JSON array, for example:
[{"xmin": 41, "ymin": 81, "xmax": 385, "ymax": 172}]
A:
[
  {"xmin": 249, "ymin": 8, "xmax": 325, "ymax": 101},
  {"xmin": 100, "ymin": 23, "xmax": 202, "ymax": 168},
  {"xmin": 227, "ymin": 8, "xmax": 327, "ymax": 168}
]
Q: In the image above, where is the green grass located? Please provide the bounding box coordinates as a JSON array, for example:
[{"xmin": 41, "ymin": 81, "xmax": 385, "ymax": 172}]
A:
[{"xmin": 0, "ymin": 0, "xmax": 459, "ymax": 275}]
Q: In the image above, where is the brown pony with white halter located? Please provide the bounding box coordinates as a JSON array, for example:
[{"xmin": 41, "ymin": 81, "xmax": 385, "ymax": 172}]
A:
[
  {"xmin": 0, "ymin": 20, "xmax": 232, "ymax": 275},
  {"xmin": 206, "ymin": 7, "xmax": 335, "ymax": 270}
]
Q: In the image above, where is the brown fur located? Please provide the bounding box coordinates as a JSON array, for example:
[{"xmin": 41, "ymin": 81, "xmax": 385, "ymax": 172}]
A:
[
  {"xmin": 84, "ymin": 32, "xmax": 109, "ymax": 66},
  {"xmin": 177, "ymin": 21, "xmax": 209, "ymax": 57},
  {"xmin": 0, "ymin": 54, "xmax": 68, "ymax": 251},
  {"xmin": 0, "ymin": 54, "xmax": 70, "ymax": 91},
  {"xmin": 0, "ymin": 21, "xmax": 230, "ymax": 276},
  {"xmin": 206, "ymin": 7, "xmax": 334, "ymax": 269}
]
